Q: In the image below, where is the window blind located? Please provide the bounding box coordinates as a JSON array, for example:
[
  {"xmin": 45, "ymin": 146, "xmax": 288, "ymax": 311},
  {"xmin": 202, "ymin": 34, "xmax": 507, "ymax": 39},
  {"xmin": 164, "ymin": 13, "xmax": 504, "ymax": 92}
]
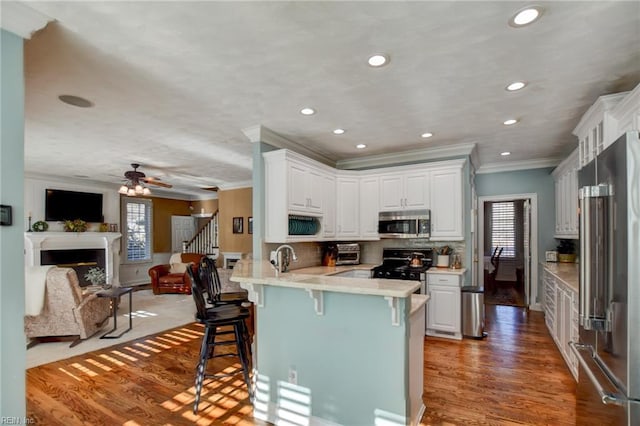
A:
[
  {"xmin": 125, "ymin": 200, "xmax": 152, "ymax": 261},
  {"xmin": 491, "ymin": 201, "xmax": 515, "ymax": 258}
]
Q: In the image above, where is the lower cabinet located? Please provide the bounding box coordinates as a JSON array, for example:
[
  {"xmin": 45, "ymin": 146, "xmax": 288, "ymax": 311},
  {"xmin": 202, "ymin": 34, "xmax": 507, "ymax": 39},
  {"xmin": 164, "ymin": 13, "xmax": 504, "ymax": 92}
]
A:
[
  {"xmin": 426, "ymin": 271, "xmax": 462, "ymax": 340},
  {"xmin": 543, "ymin": 268, "xmax": 578, "ymax": 380}
]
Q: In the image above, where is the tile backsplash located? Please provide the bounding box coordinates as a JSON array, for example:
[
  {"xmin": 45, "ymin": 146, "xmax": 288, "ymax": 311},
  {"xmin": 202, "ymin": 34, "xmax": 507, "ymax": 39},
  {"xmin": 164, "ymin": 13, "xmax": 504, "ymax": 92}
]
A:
[{"xmin": 263, "ymin": 239, "xmax": 466, "ymax": 269}]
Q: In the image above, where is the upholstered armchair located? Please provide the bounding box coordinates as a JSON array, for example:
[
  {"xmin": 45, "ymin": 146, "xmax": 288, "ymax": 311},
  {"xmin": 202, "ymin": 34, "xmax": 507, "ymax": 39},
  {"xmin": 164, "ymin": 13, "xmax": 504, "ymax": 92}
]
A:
[
  {"xmin": 148, "ymin": 252, "xmax": 205, "ymax": 295},
  {"xmin": 24, "ymin": 267, "xmax": 111, "ymax": 348}
]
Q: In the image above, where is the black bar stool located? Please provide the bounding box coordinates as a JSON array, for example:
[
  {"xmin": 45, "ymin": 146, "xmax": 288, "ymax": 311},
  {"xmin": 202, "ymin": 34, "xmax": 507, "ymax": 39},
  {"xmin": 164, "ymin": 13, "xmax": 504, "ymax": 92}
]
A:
[
  {"xmin": 190, "ymin": 279, "xmax": 252, "ymax": 414},
  {"xmin": 198, "ymin": 257, "xmax": 248, "ymax": 306}
]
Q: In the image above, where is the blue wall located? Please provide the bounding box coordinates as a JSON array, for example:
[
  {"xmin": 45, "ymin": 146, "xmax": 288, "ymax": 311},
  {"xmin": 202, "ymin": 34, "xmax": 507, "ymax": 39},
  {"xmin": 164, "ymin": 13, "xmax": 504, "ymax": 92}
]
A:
[
  {"xmin": 475, "ymin": 167, "xmax": 556, "ymax": 304},
  {"xmin": 254, "ymin": 286, "xmax": 409, "ymax": 424},
  {"xmin": 0, "ymin": 29, "xmax": 26, "ymax": 417}
]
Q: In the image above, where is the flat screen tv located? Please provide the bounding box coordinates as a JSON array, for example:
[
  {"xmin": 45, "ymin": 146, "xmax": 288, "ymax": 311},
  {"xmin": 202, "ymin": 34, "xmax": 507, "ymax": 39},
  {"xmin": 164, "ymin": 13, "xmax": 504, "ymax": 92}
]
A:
[{"xmin": 45, "ymin": 189, "xmax": 104, "ymax": 223}]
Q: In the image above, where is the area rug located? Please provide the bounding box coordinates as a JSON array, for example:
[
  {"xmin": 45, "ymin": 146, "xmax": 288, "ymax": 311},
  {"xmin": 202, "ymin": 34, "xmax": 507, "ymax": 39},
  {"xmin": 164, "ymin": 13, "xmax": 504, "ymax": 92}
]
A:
[
  {"xmin": 27, "ymin": 289, "xmax": 196, "ymax": 368},
  {"xmin": 485, "ymin": 286, "xmax": 525, "ymax": 307}
]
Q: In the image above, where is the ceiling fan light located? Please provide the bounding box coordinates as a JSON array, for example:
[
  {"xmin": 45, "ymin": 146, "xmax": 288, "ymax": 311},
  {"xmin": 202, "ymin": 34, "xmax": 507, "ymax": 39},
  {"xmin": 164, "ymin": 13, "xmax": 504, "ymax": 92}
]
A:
[
  {"xmin": 118, "ymin": 185, "xmax": 129, "ymax": 195},
  {"xmin": 142, "ymin": 187, "xmax": 151, "ymax": 196},
  {"xmin": 135, "ymin": 183, "xmax": 144, "ymax": 194},
  {"xmin": 127, "ymin": 188, "xmax": 136, "ymax": 196}
]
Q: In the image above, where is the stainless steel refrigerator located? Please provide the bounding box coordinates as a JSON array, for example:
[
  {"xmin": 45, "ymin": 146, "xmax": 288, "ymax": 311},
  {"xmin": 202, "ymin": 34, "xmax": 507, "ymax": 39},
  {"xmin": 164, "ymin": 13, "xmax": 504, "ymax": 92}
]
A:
[{"xmin": 571, "ymin": 131, "xmax": 640, "ymax": 425}]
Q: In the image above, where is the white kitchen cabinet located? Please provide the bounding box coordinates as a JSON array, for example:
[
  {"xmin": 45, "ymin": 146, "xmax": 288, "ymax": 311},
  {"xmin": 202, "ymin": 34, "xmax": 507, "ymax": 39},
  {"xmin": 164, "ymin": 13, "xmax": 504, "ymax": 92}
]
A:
[
  {"xmin": 336, "ymin": 177, "xmax": 360, "ymax": 238},
  {"xmin": 426, "ymin": 270, "xmax": 463, "ymax": 340},
  {"xmin": 542, "ymin": 266, "xmax": 578, "ymax": 381},
  {"xmin": 263, "ymin": 150, "xmax": 332, "ymax": 242},
  {"xmin": 379, "ymin": 171, "xmax": 429, "ymax": 212},
  {"xmin": 322, "ymin": 174, "xmax": 336, "ymax": 238},
  {"xmin": 359, "ymin": 175, "xmax": 379, "ymax": 238},
  {"xmin": 429, "ymin": 162, "xmax": 464, "ymax": 241},
  {"xmin": 552, "ymin": 149, "xmax": 579, "ymax": 239},
  {"xmin": 287, "ymin": 160, "xmax": 324, "ymax": 214},
  {"xmin": 573, "ymin": 91, "xmax": 628, "ymax": 168}
]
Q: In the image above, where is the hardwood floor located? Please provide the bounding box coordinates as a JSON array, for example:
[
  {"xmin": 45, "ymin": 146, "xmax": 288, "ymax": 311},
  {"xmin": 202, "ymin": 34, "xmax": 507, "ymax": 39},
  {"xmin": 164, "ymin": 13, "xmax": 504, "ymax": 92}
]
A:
[
  {"xmin": 27, "ymin": 305, "xmax": 577, "ymax": 425},
  {"xmin": 422, "ymin": 305, "xmax": 577, "ymax": 425}
]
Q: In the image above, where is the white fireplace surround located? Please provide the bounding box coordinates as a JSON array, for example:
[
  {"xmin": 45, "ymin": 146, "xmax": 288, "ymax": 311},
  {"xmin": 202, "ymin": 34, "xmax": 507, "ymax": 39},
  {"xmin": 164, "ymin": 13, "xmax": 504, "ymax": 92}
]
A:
[{"xmin": 25, "ymin": 232, "xmax": 122, "ymax": 286}]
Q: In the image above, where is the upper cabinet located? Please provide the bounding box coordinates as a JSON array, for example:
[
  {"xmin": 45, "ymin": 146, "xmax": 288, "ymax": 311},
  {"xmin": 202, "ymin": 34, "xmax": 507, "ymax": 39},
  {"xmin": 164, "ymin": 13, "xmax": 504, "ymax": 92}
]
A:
[
  {"xmin": 336, "ymin": 176, "xmax": 360, "ymax": 238},
  {"xmin": 263, "ymin": 149, "xmax": 467, "ymax": 243},
  {"xmin": 573, "ymin": 85, "xmax": 640, "ymax": 169},
  {"xmin": 429, "ymin": 161, "xmax": 464, "ymax": 241},
  {"xmin": 552, "ymin": 149, "xmax": 579, "ymax": 239},
  {"xmin": 287, "ymin": 159, "xmax": 324, "ymax": 214},
  {"xmin": 264, "ymin": 150, "xmax": 333, "ymax": 243},
  {"xmin": 359, "ymin": 175, "xmax": 380, "ymax": 238},
  {"xmin": 379, "ymin": 171, "xmax": 429, "ymax": 212}
]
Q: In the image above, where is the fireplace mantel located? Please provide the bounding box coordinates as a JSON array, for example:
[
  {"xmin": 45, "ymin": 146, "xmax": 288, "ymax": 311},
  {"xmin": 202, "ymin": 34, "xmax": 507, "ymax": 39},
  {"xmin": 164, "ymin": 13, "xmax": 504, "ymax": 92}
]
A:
[{"xmin": 25, "ymin": 232, "xmax": 122, "ymax": 286}]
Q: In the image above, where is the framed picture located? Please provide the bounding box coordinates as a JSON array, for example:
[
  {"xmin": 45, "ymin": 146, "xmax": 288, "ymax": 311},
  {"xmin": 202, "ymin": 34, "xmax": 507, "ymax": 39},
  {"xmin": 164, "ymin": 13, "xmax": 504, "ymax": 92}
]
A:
[
  {"xmin": 0, "ymin": 205, "xmax": 12, "ymax": 226},
  {"xmin": 233, "ymin": 217, "xmax": 243, "ymax": 234},
  {"xmin": 248, "ymin": 217, "xmax": 253, "ymax": 234}
]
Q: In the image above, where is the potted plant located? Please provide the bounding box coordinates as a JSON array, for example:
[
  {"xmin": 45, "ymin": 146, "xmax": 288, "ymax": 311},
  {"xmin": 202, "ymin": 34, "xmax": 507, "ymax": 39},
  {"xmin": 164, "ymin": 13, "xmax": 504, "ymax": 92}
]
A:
[
  {"xmin": 63, "ymin": 219, "xmax": 87, "ymax": 232},
  {"xmin": 557, "ymin": 239, "xmax": 576, "ymax": 263},
  {"xmin": 84, "ymin": 267, "xmax": 110, "ymax": 289}
]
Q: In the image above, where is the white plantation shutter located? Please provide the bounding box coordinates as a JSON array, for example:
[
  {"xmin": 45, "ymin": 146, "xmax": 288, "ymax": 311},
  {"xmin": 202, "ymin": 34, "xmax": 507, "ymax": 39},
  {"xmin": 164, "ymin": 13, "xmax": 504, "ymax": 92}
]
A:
[
  {"xmin": 491, "ymin": 202, "xmax": 515, "ymax": 258},
  {"xmin": 122, "ymin": 198, "xmax": 153, "ymax": 262}
]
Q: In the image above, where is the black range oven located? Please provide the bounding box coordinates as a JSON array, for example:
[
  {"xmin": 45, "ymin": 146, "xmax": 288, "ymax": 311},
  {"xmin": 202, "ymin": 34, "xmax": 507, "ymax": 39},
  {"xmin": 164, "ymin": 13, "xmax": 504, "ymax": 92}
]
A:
[{"xmin": 371, "ymin": 248, "xmax": 433, "ymax": 294}]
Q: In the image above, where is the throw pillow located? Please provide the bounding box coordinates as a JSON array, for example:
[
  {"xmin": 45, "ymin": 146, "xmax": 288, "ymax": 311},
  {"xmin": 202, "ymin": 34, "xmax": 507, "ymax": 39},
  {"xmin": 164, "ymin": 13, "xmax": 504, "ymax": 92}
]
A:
[{"xmin": 170, "ymin": 262, "xmax": 192, "ymax": 274}]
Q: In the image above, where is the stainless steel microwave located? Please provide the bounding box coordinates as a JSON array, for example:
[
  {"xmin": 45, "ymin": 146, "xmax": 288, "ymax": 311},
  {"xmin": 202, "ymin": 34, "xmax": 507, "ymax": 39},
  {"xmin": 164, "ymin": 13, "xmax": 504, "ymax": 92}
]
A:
[{"xmin": 378, "ymin": 209, "xmax": 431, "ymax": 238}]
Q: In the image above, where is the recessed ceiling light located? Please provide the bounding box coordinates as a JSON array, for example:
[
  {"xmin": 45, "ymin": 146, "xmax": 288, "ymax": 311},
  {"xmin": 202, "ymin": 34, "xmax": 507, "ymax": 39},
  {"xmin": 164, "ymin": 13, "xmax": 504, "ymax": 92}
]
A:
[
  {"xmin": 356, "ymin": 144, "xmax": 367, "ymax": 149},
  {"xmin": 501, "ymin": 151, "xmax": 511, "ymax": 156},
  {"xmin": 58, "ymin": 94, "xmax": 93, "ymax": 108},
  {"xmin": 333, "ymin": 128, "xmax": 345, "ymax": 135},
  {"xmin": 367, "ymin": 54, "xmax": 389, "ymax": 67},
  {"xmin": 300, "ymin": 107, "xmax": 316, "ymax": 115},
  {"xmin": 503, "ymin": 119, "xmax": 518, "ymax": 126},
  {"xmin": 506, "ymin": 81, "xmax": 527, "ymax": 91},
  {"xmin": 421, "ymin": 132, "xmax": 433, "ymax": 139},
  {"xmin": 509, "ymin": 6, "xmax": 544, "ymax": 27}
]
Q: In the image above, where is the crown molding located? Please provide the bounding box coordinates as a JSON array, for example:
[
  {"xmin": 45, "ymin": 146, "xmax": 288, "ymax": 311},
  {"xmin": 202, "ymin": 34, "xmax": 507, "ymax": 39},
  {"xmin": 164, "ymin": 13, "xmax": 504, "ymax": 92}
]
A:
[
  {"xmin": 218, "ymin": 180, "xmax": 253, "ymax": 191},
  {"xmin": 242, "ymin": 125, "xmax": 336, "ymax": 167},
  {"xmin": 572, "ymin": 91, "xmax": 628, "ymax": 137},
  {"xmin": 336, "ymin": 143, "xmax": 477, "ymax": 170},
  {"xmin": 0, "ymin": 1, "xmax": 51, "ymax": 39},
  {"xmin": 476, "ymin": 157, "xmax": 561, "ymax": 174}
]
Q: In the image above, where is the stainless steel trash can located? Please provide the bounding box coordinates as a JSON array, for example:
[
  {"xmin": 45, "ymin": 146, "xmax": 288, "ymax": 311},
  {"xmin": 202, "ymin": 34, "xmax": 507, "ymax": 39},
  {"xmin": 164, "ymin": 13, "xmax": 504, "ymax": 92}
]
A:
[{"xmin": 462, "ymin": 286, "xmax": 485, "ymax": 338}]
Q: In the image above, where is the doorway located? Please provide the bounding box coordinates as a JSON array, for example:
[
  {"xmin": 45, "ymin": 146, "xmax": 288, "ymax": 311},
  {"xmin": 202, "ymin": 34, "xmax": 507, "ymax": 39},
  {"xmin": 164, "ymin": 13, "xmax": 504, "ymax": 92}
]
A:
[
  {"xmin": 478, "ymin": 194, "xmax": 538, "ymax": 309},
  {"xmin": 171, "ymin": 215, "xmax": 196, "ymax": 253}
]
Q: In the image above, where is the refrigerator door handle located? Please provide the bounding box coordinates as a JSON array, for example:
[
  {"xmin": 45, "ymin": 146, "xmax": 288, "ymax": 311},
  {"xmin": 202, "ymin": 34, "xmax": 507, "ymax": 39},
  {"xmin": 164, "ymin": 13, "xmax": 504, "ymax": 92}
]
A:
[
  {"xmin": 569, "ymin": 342, "xmax": 639, "ymax": 407},
  {"xmin": 579, "ymin": 187, "xmax": 591, "ymax": 329}
]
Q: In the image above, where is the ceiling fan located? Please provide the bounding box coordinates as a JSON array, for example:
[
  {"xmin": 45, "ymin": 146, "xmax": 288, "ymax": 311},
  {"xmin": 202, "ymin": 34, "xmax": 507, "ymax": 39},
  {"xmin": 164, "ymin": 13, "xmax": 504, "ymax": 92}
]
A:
[{"xmin": 119, "ymin": 163, "xmax": 173, "ymax": 195}]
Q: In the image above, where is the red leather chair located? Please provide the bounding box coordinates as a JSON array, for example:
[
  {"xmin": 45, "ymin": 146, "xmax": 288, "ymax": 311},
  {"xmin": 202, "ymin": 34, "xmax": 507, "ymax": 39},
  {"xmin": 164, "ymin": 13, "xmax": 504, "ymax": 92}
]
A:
[{"xmin": 148, "ymin": 253, "xmax": 205, "ymax": 295}]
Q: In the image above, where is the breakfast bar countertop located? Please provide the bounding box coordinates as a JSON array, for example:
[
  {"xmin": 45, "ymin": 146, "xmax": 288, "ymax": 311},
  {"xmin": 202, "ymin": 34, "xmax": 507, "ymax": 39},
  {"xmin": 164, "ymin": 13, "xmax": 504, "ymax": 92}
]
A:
[{"xmin": 230, "ymin": 260, "xmax": 421, "ymax": 298}]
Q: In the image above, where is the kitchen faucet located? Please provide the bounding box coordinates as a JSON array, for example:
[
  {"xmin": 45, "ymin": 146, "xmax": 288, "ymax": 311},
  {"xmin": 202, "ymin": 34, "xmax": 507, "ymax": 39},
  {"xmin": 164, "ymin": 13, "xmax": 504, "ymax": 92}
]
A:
[{"xmin": 270, "ymin": 244, "xmax": 298, "ymax": 274}]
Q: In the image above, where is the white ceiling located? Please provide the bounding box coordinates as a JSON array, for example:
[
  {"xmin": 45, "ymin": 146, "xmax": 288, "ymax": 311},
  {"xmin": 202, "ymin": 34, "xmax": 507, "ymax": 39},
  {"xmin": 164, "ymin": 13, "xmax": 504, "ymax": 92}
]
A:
[{"xmin": 19, "ymin": 1, "xmax": 640, "ymax": 198}]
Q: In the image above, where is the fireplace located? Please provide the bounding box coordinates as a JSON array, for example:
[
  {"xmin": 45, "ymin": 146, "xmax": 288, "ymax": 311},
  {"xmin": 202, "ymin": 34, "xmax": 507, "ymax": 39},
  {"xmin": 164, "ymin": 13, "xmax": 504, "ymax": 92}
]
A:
[
  {"xmin": 41, "ymin": 249, "xmax": 106, "ymax": 287},
  {"xmin": 25, "ymin": 232, "xmax": 122, "ymax": 287}
]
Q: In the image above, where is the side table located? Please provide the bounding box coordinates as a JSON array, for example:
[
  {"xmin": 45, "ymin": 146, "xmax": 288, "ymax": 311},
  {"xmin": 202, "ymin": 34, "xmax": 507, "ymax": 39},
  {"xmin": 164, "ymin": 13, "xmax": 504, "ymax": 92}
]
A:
[{"xmin": 97, "ymin": 286, "xmax": 134, "ymax": 339}]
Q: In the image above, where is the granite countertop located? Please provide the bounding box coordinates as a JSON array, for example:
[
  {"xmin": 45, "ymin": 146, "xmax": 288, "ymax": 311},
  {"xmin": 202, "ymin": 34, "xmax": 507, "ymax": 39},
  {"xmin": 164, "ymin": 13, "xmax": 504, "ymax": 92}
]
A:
[
  {"xmin": 291, "ymin": 264, "xmax": 378, "ymax": 275},
  {"xmin": 230, "ymin": 260, "xmax": 420, "ymax": 298},
  {"xmin": 541, "ymin": 262, "xmax": 579, "ymax": 292},
  {"xmin": 410, "ymin": 294, "xmax": 428, "ymax": 316},
  {"xmin": 426, "ymin": 267, "xmax": 467, "ymax": 276}
]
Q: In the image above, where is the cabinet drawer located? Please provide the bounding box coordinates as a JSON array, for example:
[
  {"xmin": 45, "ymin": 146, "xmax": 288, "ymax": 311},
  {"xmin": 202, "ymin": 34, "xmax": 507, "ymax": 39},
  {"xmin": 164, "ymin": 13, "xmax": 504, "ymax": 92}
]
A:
[{"xmin": 427, "ymin": 274, "xmax": 460, "ymax": 286}]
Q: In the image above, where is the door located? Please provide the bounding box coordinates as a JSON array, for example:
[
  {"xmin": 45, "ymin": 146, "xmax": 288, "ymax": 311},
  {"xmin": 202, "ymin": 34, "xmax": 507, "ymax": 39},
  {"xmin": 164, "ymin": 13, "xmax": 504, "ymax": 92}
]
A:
[
  {"xmin": 336, "ymin": 177, "xmax": 359, "ymax": 237},
  {"xmin": 359, "ymin": 176, "xmax": 379, "ymax": 237},
  {"xmin": 171, "ymin": 215, "xmax": 196, "ymax": 253},
  {"xmin": 523, "ymin": 199, "xmax": 531, "ymax": 306},
  {"xmin": 379, "ymin": 174, "xmax": 404, "ymax": 211},
  {"xmin": 430, "ymin": 167, "xmax": 463, "ymax": 240}
]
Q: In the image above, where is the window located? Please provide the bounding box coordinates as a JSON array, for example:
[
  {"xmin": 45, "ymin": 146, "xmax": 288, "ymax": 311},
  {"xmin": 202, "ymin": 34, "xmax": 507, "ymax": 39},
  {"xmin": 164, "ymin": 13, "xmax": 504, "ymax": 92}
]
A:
[
  {"xmin": 490, "ymin": 201, "xmax": 515, "ymax": 258},
  {"xmin": 121, "ymin": 198, "xmax": 153, "ymax": 263}
]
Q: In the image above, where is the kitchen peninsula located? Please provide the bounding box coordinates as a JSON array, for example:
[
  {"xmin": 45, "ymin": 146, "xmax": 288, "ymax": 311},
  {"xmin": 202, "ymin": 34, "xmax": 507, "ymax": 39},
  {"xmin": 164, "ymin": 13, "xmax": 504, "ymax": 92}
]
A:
[{"xmin": 231, "ymin": 260, "xmax": 427, "ymax": 426}]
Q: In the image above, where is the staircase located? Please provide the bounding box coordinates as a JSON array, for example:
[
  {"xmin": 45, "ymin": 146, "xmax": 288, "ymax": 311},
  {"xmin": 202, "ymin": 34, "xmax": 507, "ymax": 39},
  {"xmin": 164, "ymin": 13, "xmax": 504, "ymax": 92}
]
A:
[{"xmin": 182, "ymin": 211, "xmax": 219, "ymax": 256}]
